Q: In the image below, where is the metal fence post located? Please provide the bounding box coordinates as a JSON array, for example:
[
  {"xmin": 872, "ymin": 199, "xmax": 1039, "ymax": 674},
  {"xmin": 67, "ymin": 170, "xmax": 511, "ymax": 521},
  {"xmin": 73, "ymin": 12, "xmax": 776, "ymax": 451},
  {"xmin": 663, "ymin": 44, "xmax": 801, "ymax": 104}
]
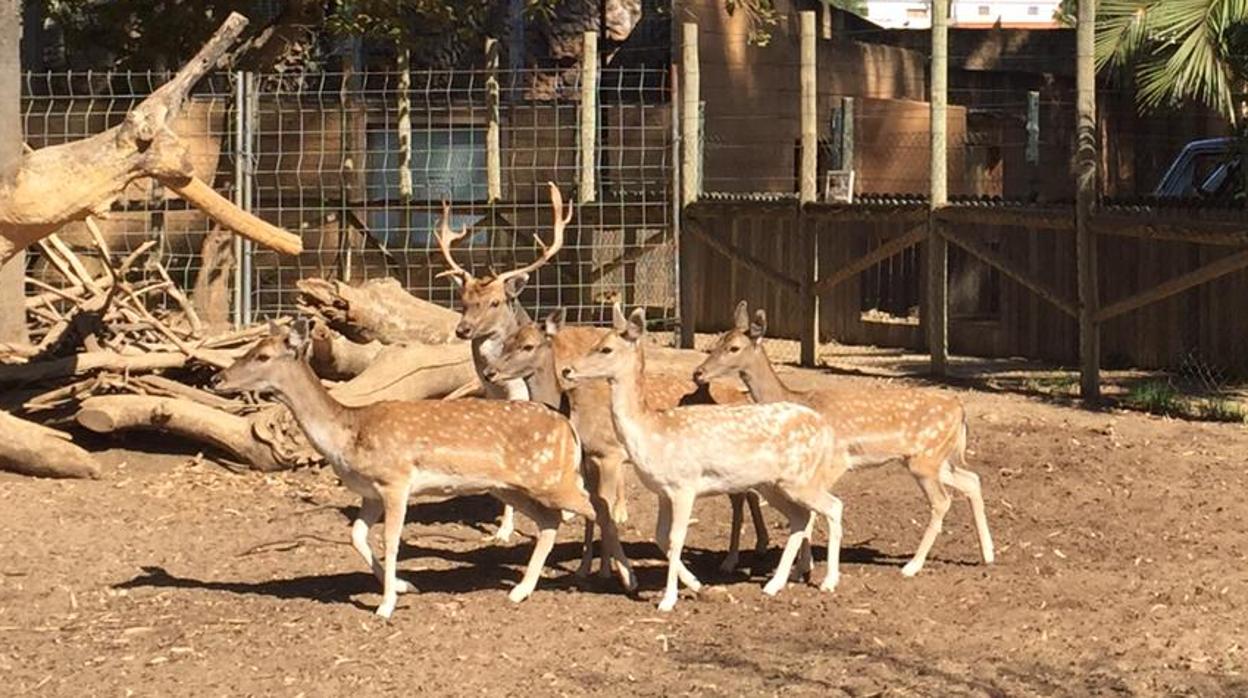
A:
[
  {"xmin": 579, "ymin": 31, "xmax": 598, "ymax": 204},
  {"xmin": 799, "ymin": 10, "xmax": 819, "ymax": 368},
  {"xmin": 678, "ymin": 22, "xmax": 700, "ymax": 349},
  {"xmin": 927, "ymin": 0, "xmax": 949, "ymax": 376}
]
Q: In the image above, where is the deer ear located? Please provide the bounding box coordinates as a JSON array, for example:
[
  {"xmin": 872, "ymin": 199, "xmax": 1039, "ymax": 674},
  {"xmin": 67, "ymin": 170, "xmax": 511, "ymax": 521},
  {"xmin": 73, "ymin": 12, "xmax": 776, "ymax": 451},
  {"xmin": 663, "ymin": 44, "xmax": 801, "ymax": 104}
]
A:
[
  {"xmin": 267, "ymin": 318, "xmax": 280, "ymax": 335},
  {"xmin": 544, "ymin": 307, "xmax": 566, "ymax": 337},
  {"xmin": 733, "ymin": 300, "xmax": 749, "ymax": 331},
  {"xmin": 503, "ymin": 272, "xmax": 529, "ymax": 299},
  {"xmin": 749, "ymin": 309, "xmax": 767, "ymax": 341},
  {"xmin": 611, "ymin": 302, "xmax": 628, "ymax": 333},
  {"xmin": 623, "ymin": 307, "xmax": 646, "ymax": 342}
]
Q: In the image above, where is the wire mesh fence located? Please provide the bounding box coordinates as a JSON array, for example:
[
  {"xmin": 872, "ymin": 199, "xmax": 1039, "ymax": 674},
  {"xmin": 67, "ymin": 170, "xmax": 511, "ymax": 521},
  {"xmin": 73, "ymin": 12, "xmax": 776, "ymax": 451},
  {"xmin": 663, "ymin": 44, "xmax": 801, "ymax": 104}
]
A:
[{"xmin": 20, "ymin": 65, "xmax": 676, "ymax": 329}]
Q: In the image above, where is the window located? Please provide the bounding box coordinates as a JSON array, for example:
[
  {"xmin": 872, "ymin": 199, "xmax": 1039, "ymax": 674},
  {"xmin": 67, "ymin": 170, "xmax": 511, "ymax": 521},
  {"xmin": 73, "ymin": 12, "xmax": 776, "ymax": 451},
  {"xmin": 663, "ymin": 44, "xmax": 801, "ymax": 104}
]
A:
[
  {"xmin": 978, "ymin": 5, "xmax": 991, "ymax": 15},
  {"xmin": 906, "ymin": 8, "xmax": 927, "ymax": 19},
  {"xmin": 1027, "ymin": 5, "xmax": 1040, "ymax": 15},
  {"xmin": 365, "ymin": 126, "xmax": 487, "ymax": 247}
]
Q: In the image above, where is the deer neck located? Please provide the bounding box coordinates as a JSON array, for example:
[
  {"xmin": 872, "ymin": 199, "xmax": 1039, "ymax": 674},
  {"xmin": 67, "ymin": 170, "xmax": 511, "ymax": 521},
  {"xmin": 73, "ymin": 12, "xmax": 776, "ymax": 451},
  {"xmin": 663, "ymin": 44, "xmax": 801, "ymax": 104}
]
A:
[
  {"xmin": 269, "ymin": 361, "xmax": 357, "ymax": 465},
  {"xmin": 604, "ymin": 351, "xmax": 657, "ymax": 462},
  {"xmin": 472, "ymin": 308, "xmax": 528, "ymax": 400},
  {"xmin": 525, "ymin": 348, "xmax": 566, "ymax": 411},
  {"xmin": 740, "ymin": 350, "xmax": 802, "ymax": 404}
]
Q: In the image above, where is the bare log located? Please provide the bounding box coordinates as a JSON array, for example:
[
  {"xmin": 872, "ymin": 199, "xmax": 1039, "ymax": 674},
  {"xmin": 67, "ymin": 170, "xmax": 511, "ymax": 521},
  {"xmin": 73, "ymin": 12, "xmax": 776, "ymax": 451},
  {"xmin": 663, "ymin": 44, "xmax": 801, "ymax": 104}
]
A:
[
  {"xmin": 297, "ymin": 277, "xmax": 459, "ymax": 344},
  {"xmin": 0, "ymin": 13, "xmax": 302, "ymax": 263},
  {"xmin": 308, "ymin": 322, "xmax": 384, "ymax": 380},
  {"xmin": 75, "ymin": 395, "xmax": 299, "ymax": 471},
  {"xmin": 329, "ymin": 341, "xmax": 479, "ymax": 405},
  {"xmin": 190, "ymin": 227, "xmax": 235, "ymax": 333},
  {"xmin": 0, "ymin": 410, "xmax": 101, "ymax": 479},
  {"xmin": 0, "ymin": 348, "xmax": 242, "ymax": 387}
]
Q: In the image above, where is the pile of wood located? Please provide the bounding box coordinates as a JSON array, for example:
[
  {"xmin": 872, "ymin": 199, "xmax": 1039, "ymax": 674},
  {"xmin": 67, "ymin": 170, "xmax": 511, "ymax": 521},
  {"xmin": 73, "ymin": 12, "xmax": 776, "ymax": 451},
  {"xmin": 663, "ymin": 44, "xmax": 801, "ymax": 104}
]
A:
[{"xmin": 0, "ymin": 239, "xmax": 480, "ymax": 478}]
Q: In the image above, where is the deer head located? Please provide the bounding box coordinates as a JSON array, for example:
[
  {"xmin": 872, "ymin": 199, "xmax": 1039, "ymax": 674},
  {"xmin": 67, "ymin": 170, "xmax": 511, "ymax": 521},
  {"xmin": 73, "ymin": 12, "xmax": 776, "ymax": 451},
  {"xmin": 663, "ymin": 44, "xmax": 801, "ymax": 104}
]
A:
[
  {"xmin": 437, "ymin": 182, "xmax": 572, "ymax": 340},
  {"xmin": 563, "ymin": 303, "xmax": 645, "ymax": 385},
  {"xmin": 693, "ymin": 300, "xmax": 767, "ymax": 385},
  {"xmin": 483, "ymin": 308, "xmax": 565, "ymax": 384},
  {"xmin": 213, "ymin": 318, "xmax": 313, "ymax": 395}
]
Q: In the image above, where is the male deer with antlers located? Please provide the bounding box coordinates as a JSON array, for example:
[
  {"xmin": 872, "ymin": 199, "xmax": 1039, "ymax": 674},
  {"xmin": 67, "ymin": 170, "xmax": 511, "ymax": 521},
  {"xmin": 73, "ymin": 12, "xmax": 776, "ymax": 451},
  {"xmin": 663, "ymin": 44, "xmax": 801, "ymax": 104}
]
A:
[
  {"xmin": 563, "ymin": 304, "xmax": 850, "ymax": 611},
  {"xmin": 694, "ymin": 301, "xmax": 995, "ymax": 577},
  {"xmin": 213, "ymin": 319, "xmax": 623, "ymax": 619},
  {"xmin": 483, "ymin": 308, "xmax": 770, "ymax": 581},
  {"xmin": 434, "ymin": 182, "xmax": 572, "ymax": 543}
]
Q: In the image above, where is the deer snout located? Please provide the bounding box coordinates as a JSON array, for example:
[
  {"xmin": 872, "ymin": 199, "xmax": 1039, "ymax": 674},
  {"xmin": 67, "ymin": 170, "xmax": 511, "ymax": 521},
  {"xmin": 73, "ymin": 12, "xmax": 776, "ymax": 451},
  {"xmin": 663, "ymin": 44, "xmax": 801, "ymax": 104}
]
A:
[
  {"xmin": 482, "ymin": 366, "xmax": 500, "ymax": 382},
  {"xmin": 560, "ymin": 366, "xmax": 575, "ymax": 381},
  {"xmin": 692, "ymin": 368, "xmax": 707, "ymax": 385},
  {"xmin": 455, "ymin": 321, "xmax": 474, "ymax": 340}
]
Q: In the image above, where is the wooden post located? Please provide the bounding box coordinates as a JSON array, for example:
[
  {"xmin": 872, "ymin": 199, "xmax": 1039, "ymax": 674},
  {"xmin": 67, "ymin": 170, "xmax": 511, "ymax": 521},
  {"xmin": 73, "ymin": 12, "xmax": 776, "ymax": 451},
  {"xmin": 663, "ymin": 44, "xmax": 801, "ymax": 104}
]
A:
[
  {"xmin": 396, "ymin": 47, "xmax": 412, "ymax": 204},
  {"xmin": 485, "ymin": 37, "xmax": 502, "ymax": 202},
  {"xmin": 1075, "ymin": 0, "xmax": 1100, "ymax": 399},
  {"xmin": 678, "ymin": 22, "xmax": 700, "ymax": 349},
  {"xmin": 799, "ymin": 11, "xmax": 819, "ymax": 367},
  {"xmin": 1026, "ymin": 89, "xmax": 1040, "ymax": 198},
  {"xmin": 0, "ymin": 0, "xmax": 26, "ymax": 345},
  {"xmin": 840, "ymin": 96, "xmax": 855, "ymax": 172},
  {"xmin": 926, "ymin": 0, "xmax": 949, "ymax": 376},
  {"xmin": 579, "ymin": 31, "xmax": 598, "ymax": 203}
]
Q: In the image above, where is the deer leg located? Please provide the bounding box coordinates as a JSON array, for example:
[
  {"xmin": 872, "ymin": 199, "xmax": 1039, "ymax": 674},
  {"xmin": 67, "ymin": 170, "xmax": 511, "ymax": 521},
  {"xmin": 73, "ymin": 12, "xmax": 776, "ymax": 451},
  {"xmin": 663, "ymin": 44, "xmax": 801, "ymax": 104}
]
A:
[
  {"xmin": 508, "ymin": 498, "xmax": 561, "ymax": 604},
  {"xmin": 746, "ymin": 490, "xmax": 770, "ymax": 558},
  {"xmin": 375, "ymin": 488, "xmax": 411, "ymax": 619},
  {"xmin": 792, "ymin": 515, "xmax": 815, "ymax": 582},
  {"xmin": 762, "ymin": 498, "xmax": 812, "ymax": 597},
  {"xmin": 596, "ymin": 452, "xmax": 629, "ymax": 578},
  {"xmin": 902, "ymin": 470, "xmax": 953, "ymax": 577},
  {"xmin": 351, "ymin": 497, "xmax": 415, "ymax": 594},
  {"xmin": 485, "ymin": 503, "xmax": 516, "ymax": 544},
  {"xmin": 611, "ymin": 454, "xmax": 630, "ymax": 525},
  {"xmin": 719, "ymin": 493, "xmax": 747, "ymax": 573},
  {"xmin": 658, "ymin": 490, "xmax": 698, "ymax": 612},
  {"xmin": 791, "ymin": 489, "xmax": 844, "ymax": 592},
  {"xmin": 941, "ymin": 463, "xmax": 995, "ymax": 566},
  {"xmin": 576, "ymin": 455, "xmax": 605, "ymax": 578},
  {"xmin": 656, "ymin": 494, "xmax": 702, "ymax": 596}
]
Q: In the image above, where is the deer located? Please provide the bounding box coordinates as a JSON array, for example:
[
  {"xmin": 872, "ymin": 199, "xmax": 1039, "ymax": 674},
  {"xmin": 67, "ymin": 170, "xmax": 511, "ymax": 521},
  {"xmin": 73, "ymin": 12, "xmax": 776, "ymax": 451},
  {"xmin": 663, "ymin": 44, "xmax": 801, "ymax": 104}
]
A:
[
  {"xmin": 562, "ymin": 303, "xmax": 851, "ymax": 611},
  {"xmin": 482, "ymin": 308, "xmax": 770, "ymax": 582},
  {"xmin": 434, "ymin": 182, "xmax": 572, "ymax": 544},
  {"xmin": 212, "ymin": 319, "xmax": 630, "ymax": 619},
  {"xmin": 693, "ymin": 301, "xmax": 995, "ymax": 578}
]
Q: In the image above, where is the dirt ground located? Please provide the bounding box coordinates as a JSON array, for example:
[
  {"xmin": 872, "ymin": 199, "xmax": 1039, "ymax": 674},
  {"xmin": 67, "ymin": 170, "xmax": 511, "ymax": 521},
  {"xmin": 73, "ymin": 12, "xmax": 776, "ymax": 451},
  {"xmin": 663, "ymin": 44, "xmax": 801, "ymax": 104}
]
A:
[{"xmin": 3, "ymin": 342, "xmax": 1248, "ymax": 697}]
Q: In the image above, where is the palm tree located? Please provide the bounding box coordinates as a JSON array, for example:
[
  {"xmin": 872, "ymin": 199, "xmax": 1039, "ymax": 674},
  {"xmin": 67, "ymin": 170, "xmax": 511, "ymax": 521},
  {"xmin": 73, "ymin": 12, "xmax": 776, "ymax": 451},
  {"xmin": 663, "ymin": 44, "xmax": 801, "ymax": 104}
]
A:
[{"xmin": 1089, "ymin": 0, "xmax": 1248, "ymax": 124}]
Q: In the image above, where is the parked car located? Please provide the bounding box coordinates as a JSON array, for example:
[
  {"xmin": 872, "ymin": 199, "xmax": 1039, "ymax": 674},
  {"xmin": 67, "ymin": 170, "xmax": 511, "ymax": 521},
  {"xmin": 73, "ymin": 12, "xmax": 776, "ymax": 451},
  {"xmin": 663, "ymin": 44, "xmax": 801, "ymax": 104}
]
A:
[{"xmin": 1153, "ymin": 137, "xmax": 1243, "ymax": 201}]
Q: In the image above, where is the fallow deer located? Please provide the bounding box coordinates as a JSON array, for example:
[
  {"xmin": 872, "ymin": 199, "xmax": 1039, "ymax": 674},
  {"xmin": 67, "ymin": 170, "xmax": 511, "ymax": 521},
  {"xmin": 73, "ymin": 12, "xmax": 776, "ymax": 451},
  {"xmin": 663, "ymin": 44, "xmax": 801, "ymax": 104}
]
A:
[
  {"xmin": 483, "ymin": 309, "xmax": 770, "ymax": 581},
  {"xmin": 562, "ymin": 304, "xmax": 850, "ymax": 611},
  {"xmin": 213, "ymin": 319, "xmax": 626, "ymax": 619},
  {"xmin": 693, "ymin": 301, "xmax": 995, "ymax": 577},
  {"xmin": 434, "ymin": 182, "xmax": 572, "ymax": 543}
]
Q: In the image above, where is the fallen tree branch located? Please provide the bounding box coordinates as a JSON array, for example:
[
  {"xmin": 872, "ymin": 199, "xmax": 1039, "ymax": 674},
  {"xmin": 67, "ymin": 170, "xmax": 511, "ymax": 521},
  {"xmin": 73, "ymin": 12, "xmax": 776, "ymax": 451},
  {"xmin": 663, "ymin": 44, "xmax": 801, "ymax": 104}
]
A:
[
  {"xmin": 0, "ymin": 410, "xmax": 101, "ymax": 479},
  {"xmin": 297, "ymin": 277, "xmax": 458, "ymax": 344}
]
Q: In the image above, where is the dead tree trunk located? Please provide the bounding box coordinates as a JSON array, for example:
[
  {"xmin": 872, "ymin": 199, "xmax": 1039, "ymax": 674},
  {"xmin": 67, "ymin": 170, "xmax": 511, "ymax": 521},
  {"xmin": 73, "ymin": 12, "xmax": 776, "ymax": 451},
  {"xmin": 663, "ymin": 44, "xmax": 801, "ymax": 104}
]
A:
[
  {"xmin": 0, "ymin": 410, "xmax": 101, "ymax": 479},
  {"xmin": 297, "ymin": 277, "xmax": 459, "ymax": 344},
  {"xmin": 0, "ymin": 0, "xmax": 27, "ymax": 346},
  {"xmin": 0, "ymin": 12, "xmax": 302, "ymax": 265}
]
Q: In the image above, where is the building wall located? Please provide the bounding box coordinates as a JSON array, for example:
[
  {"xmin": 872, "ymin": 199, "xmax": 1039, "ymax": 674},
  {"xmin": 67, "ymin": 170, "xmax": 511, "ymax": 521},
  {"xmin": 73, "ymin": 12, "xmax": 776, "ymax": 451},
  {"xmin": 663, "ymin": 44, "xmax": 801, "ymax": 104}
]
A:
[{"xmin": 864, "ymin": 1, "xmax": 1062, "ymax": 29}]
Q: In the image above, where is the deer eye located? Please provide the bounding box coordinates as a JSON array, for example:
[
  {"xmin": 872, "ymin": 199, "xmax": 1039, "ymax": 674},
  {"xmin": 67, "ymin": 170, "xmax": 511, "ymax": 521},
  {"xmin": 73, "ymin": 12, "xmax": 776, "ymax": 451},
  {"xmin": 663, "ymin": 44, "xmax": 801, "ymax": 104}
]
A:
[
  {"xmin": 255, "ymin": 352, "xmax": 272, "ymax": 362},
  {"xmin": 728, "ymin": 345, "xmax": 741, "ymax": 353},
  {"xmin": 599, "ymin": 346, "xmax": 613, "ymax": 355},
  {"xmin": 522, "ymin": 344, "xmax": 537, "ymax": 352},
  {"xmin": 490, "ymin": 300, "xmax": 501, "ymax": 308}
]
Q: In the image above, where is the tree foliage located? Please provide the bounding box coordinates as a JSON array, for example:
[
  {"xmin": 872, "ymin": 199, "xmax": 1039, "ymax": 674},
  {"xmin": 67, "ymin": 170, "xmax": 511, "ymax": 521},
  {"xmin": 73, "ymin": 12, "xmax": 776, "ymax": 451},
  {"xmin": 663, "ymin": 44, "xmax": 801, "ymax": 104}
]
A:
[{"xmin": 1059, "ymin": 0, "xmax": 1248, "ymax": 124}]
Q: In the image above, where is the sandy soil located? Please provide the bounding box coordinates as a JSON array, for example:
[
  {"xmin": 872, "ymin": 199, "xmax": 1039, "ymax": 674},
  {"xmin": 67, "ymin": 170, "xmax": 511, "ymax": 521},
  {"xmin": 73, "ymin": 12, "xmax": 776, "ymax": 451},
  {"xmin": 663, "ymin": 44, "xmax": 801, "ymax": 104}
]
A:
[{"xmin": 3, "ymin": 349, "xmax": 1247, "ymax": 697}]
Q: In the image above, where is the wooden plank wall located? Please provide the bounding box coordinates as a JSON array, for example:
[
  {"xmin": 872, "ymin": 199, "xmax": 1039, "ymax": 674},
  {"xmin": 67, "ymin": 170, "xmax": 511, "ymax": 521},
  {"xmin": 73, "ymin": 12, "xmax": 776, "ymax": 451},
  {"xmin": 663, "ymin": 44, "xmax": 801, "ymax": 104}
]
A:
[{"xmin": 686, "ymin": 202, "xmax": 1248, "ymax": 374}]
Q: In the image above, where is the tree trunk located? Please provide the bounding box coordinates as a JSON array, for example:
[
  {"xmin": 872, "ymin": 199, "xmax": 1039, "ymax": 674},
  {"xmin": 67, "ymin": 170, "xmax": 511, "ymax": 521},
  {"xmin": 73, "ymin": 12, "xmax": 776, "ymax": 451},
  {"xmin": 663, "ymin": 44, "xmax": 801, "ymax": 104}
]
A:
[
  {"xmin": 297, "ymin": 277, "xmax": 459, "ymax": 344},
  {"xmin": 330, "ymin": 341, "xmax": 479, "ymax": 405},
  {"xmin": 0, "ymin": 12, "xmax": 302, "ymax": 266},
  {"xmin": 0, "ymin": 410, "xmax": 101, "ymax": 479},
  {"xmin": 76, "ymin": 395, "xmax": 304, "ymax": 471},
  {"xmin": 0, "ymin": 0, "xmax": 27, "ymax": 346}
]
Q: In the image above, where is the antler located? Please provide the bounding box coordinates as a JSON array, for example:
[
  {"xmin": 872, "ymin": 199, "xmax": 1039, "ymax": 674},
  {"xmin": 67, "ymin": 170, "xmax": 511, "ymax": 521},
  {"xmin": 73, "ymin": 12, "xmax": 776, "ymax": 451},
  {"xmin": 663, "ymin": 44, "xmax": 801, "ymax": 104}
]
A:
[
  {"xmin": 496, "ymin": 182, "xmax": 573, "ymax": 284},
  {"xmin": 434, "ymin": 200, "xmax": 472, "ymax": 280}
]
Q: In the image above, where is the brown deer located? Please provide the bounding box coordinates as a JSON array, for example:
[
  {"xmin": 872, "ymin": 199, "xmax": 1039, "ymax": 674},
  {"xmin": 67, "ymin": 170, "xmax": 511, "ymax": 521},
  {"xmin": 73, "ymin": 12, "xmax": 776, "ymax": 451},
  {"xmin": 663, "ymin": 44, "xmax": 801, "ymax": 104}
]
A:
[
  {"xmin": 562, "ymin": 304, "xmax": 850, "ymax": 611},
  {"xmin": 212, "ymin": 319, "xmax": 626, "ymax": 618},
  {"xmin": 693, "ymin": 301, "xmax": 995, "ymax": 577},
  {"xmin": 434, "ymin": 182, "xmax": 572, "ymax": 543},
  {"xmin": 483, "ymin": 308, "xmax": 770, "ymax": 580}
]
